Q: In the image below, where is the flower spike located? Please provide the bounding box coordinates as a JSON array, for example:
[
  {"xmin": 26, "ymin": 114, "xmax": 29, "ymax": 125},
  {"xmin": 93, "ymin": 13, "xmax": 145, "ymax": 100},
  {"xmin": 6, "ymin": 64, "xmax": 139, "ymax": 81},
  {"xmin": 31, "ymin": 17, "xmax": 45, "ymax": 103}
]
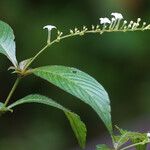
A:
[{"xmin": 41, "ymin": 13, "xmax": 150, "ymax": 47}]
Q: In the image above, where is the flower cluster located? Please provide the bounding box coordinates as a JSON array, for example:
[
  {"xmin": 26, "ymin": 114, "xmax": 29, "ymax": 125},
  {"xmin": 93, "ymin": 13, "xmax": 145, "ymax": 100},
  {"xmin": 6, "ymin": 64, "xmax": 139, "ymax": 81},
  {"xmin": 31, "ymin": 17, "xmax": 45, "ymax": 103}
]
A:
[
  {"xmin": 43, "ymin": 12, "xmax": 150, "ymax": 44},
  {"xmin": 99, "ymin": 12, "xmax": 149, "ymax": 31}
]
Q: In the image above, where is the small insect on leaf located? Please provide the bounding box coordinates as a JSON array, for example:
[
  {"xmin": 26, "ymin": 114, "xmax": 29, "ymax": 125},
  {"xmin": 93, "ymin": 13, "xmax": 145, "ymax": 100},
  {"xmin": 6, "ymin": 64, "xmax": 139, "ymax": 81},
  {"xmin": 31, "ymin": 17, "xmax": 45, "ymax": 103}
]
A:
[{"xmin": 72, "ymin": 70, "xmax": 77, "ymax": 74}]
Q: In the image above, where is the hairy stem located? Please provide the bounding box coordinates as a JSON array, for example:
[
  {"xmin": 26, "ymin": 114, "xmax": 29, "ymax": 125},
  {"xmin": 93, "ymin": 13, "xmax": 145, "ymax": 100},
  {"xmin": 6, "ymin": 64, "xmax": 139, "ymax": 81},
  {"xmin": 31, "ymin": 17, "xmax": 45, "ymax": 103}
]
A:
[
  {"xmin": 4, "ymin": 77, "xmax": 21, "ymax": 107},
  {"xmin": 24, "ymin": 27, "xmax": 146, "ymax": 69}
]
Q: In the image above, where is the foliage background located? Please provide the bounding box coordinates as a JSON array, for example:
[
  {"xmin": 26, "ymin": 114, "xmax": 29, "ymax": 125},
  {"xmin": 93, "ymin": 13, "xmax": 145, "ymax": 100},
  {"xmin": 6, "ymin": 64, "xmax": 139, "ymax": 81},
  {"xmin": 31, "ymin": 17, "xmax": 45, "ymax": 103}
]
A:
[{"xmin": 0, "ymin": 0, "xmax": 150, "ymax": 149}]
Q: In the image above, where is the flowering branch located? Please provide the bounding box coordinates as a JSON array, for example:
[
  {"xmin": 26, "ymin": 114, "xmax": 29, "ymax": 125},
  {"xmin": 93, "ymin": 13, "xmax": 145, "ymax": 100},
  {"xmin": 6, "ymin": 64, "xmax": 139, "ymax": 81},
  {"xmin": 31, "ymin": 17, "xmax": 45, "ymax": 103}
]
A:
[{"xmin": 19, "ymin": 12, "xmax": 150, "ymax": 73}]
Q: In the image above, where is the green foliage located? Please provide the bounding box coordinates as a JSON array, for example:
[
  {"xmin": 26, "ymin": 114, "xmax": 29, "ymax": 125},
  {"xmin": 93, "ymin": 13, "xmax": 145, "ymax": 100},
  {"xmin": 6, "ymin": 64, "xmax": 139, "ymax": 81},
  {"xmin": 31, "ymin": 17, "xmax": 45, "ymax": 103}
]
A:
[
  {"xmin": 0, "ymin": 21, "xmax": 18, "ymax": 67},
  {"xmin": 33, "ymin": 65, "xmax": 112, "ymax": 133},
  {"xmin": 7, "ymin": 94, "xmax": 87, "ymax": 148},
  {"xmin": 114, "ymin": 126, "xmax": 149, "ymax": 150},
  {"xmin": 0, "ymin": 14, "xmax": 150, "ymax": 149},
  {"xmin": 65, "ymin": 112, "xmax": 86, "ymax": 148},
  {"xmin": 132, "ymin": 139, "xmax": 147, "ymax": 150}
]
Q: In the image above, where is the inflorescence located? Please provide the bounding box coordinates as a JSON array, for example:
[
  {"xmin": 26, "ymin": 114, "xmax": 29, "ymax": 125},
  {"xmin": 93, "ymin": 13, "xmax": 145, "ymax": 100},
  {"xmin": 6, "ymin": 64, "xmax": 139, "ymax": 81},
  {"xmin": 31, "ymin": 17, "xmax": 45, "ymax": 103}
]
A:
[
  {"xmin": 9, "ymin": 12, "xmax": 150, "ymax": 76},
  {"xmin": 43, "ymin": 12, "xmax": 150, "ymax": 44}
]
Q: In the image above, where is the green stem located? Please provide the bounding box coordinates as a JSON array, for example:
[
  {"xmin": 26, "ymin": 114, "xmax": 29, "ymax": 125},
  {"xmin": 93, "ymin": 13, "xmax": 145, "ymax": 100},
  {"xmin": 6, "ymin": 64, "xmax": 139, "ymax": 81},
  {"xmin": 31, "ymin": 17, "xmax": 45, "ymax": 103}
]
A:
[
  {"xmin": 120, "ymin": 140, "xmax": 150, "ymax": 150},
  {"xmin": 4, "ymin": 77, "xmax": 21, "ymax": 107},
  {"xmin": 24, "ymin": 44, "xmax": 49, "ymax": 70},
  {"xmin": 111, "ymin": 134, "xmax": 118, "ymax": 150},
  {"xmin": 24, "ymin": 27, "xmax": 146, "ymax": 70}
]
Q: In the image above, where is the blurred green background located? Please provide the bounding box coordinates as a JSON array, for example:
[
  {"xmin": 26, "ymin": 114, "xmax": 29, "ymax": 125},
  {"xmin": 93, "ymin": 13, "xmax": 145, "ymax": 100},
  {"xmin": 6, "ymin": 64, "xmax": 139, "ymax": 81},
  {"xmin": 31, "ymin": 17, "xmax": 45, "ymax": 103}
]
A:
[{"xmin": 0, "ymin": 0, "xmax": 150, "ymax": 149}]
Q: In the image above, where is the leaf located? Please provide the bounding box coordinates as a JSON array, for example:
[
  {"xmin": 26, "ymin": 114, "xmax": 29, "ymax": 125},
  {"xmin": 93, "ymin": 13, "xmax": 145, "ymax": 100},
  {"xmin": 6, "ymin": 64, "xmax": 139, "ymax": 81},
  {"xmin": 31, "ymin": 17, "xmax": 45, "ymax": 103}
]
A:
[
  {"xmin": 0, "ymin": 102, "xmax": 4, "ymax": 109},
  {"xmin": 0, "ymin": 20, "xmax": 18, "ymax": 67},
  {"xmin": 65, "ymin": 111, "xmax": 86, "ymax": 148},
  {"xmin": 115, "ymin": 126, "xmax": 148, "ymax": 150},
  {"xmin": 7, "ymin": 94, "xmax": 87, "ymax": 148},
  {"xmin": 32, "ymin": 65, "xmax": 112, "ymax": 133},
  {"xmin": 96, "ymin": 144, "xmax": 111, "ymax": 150},
  {"xmin": 132, "ymin": 140, "xmax": 147, "ymax": 150},
  {"xmin": 129, "ymin": 132, "xmax": 148, "ymax": 150},
  {"xmin": 18, "ymin": 58, "xmax": 32, "ymax": 70}
]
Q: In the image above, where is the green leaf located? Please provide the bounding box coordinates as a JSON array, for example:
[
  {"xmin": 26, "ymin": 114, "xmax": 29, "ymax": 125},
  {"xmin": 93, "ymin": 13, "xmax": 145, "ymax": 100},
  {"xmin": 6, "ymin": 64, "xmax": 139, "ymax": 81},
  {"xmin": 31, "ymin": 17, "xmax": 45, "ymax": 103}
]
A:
[
  {"xmin": 132, "ymin": 140, "xmax": 147, "ymax": 150},
  {"xmin": 0, "ymin": 102, "xmax": 4, "ymax": 109},
  {"xmin": 96, "ymin": 144, "xmax": 111, "ymax": 150},
  {"xmin": 7, "ymin": 94, "xmax": 87, "ymax": 148},
  {"xmin": 33, "ymin": 66, "xmax": 112, "ymax": 133},
  {"xmin": 65, "ymin": 111, "xmax": 86, "ymax": 148},
  {"xmin": 115, "ymin": 126, "xmax": 148, "ymax": 150},
  {"xmin": 0, "ymin": 20, "xmax": 18, "ymax": 67}
]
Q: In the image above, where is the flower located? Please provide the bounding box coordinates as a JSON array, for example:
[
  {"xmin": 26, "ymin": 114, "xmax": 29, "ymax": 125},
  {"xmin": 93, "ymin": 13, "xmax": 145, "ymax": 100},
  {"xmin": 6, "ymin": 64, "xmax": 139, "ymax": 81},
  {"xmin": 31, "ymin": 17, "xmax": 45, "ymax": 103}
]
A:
[
  {"xmin": 99, "ymin": 18, "xmax": 111, "ymax": 24},
  {"xmin": 111, "ymin": 13, "xmax": 123, "ymax": 20},
  {"xmin": 124, "ymin": 20, "xmax": 127, "ymax": 24},
  {"xmin": 43, "ymin": 25, "xmax": 56, "ymax": 31},
  {"xmin": 43, "ymin": 25, "xmax": 57, "ymax": 44},
  {"xmin": 147, "ymin": 132, "xmax": 150, "ymax": 138},
  {"xmin": 111, "ymin": 17, "xmax": 116, "ymax": 22}
]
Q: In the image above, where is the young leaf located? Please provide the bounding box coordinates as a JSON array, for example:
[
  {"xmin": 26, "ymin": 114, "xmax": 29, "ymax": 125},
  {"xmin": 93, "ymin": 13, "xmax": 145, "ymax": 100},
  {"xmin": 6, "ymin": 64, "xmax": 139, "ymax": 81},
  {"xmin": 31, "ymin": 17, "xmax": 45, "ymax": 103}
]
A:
[
  {"xmin": 115, "ymin": 126, "xmax": 148, "ymax": 150},
  {"xmin": 0, "ymin": 20, "xmax": 18, "ymax": 67},
  {"xmin": 18, "ymin": 58, "xmax": 32, "ymax": 70},
  {"xmin": 132, "ymin": 139, "xmax": 147, "ymax": 150},
  {"xmin": 32, "ymin": 65, "xmax": 112, "ymax": 133},
  {"xmin": 96, "ymin": 144, "xmax": 111, "ymax": 150},
  {"xmin": 7, "ymin": 94, "xmax": 87, "ymax": 148}
]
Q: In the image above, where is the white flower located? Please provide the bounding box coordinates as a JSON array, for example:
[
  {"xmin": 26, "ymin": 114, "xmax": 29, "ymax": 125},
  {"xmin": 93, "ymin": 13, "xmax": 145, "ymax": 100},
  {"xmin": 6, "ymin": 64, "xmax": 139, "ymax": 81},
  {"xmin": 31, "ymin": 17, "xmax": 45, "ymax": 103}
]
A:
[
  {"xmin": 43, "ymin": 25, "xmax": 57, "ymax": 44},
  {"xmin": 43, "ymin": 25, "xmax": 56, "ymax": 31},
  {"xmin": 111, "ymin": 13, "xmax": 123, "ymax": 20},
  {"xmin": 111, "ymin": 17, "xmax": 116, "ymax": 22},
  {"xmin": 137, "ymin": 18, "xmax": 141, "ymax": 22},
  {"xmin": 124, "ymin": 20, "xmax": 127, "ymax": 24},
  {"xmin": 147, "ymin": 132, "xmax": 150, "ymax": 138},
  {"xmin": 130, "ymin": 21, "xmax": 134, "ymax": 24},
  {"xmin": 99, "ymin": 17, "xmax": 111, "ymax": 24}
]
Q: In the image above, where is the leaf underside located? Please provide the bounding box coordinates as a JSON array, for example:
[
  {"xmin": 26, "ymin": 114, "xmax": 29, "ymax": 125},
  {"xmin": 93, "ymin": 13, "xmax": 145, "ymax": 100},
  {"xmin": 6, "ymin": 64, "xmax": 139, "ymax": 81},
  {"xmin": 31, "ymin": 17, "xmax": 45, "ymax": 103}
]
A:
[
  {"xmin": 8, "ymin": 94, "xmax": 87, "ymax": 149},
  {"xmin": 0, "ymin": 20, "xmax": 17, "ymax": 67},
  {"xmin": 33, "ymin": 65, "xmax": 112, "ymax": 133}
]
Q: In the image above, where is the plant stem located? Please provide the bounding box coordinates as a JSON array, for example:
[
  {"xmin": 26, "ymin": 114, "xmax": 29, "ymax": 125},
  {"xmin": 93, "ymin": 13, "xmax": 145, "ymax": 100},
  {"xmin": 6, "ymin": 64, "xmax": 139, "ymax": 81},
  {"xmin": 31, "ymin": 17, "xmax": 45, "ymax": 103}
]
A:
[
  {"xmin": 4, "ymin": 77, "xmax": 21, "ymax": 107},
  {"xmin": 24, "ymin": 44, "xmax": 49, "ymax": 70},
  {"xmin": 24, "ymin": 27, "xmax": 146, "ymax": 69},
  {"xmin": 24, "ymin": 33, "xmax": 79, "ymax": 70},
  {"xmin": 120, "ymin": 140, "xmax": 150, "ymax": 150}
]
